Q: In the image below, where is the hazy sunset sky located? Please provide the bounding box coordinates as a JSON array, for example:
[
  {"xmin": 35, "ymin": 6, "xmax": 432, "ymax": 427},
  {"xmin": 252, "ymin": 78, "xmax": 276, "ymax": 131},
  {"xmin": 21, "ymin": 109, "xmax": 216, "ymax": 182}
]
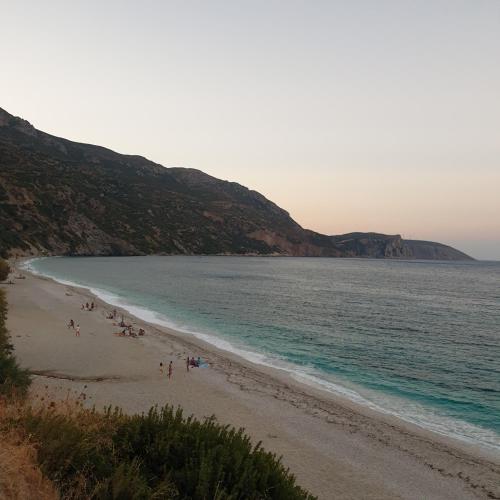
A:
[{"xmin": 2, "ymin": 1, "xmax": 499, "ymax": 259}]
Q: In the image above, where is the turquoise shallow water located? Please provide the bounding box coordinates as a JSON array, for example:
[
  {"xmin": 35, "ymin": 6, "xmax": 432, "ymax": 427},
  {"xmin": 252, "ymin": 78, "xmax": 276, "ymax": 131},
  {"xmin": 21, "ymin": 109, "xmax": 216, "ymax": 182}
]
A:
[{"xmin": 27, "ymin": 256, "xmax": 500, "ymax": 452}]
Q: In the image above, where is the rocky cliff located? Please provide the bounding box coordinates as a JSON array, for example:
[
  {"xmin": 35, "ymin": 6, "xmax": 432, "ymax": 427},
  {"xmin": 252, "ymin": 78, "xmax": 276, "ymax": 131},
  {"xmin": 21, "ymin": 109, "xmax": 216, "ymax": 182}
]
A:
[
  {"xmin": 0, "ymin": 107, "xmax": 472, "ymax": 260},
  {"xmin": 402, "ymin": 240, "xmax": 471, "ymax": 261}
]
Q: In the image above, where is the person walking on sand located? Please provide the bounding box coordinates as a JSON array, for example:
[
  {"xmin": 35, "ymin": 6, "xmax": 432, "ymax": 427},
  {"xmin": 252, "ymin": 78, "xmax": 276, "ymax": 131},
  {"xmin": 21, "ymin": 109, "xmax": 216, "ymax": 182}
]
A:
[
  {"xmin": 159, "ymin": 362, "xmax": 163, "ymax": 374},
  {"xmin": 186, "ymin": 356, "xmax": 190, "ymax": 372},
  {"xmin": 168, "ymin": 361, "xmax": 173, "ymax": 379},
  {"xmin": 68, "ymin": 319, "xmax": 75, "ymax": 329},
  {"xmin": 76, "ymin": 324, "xmax": 80, "ymax": 337}
]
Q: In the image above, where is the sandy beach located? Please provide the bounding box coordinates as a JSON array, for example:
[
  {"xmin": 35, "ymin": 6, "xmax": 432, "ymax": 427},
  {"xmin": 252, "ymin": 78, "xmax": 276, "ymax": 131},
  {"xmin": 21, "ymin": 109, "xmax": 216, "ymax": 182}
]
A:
[{"xmin": 4, "ymin": 270, "xmax": 500, "ymax": 500}]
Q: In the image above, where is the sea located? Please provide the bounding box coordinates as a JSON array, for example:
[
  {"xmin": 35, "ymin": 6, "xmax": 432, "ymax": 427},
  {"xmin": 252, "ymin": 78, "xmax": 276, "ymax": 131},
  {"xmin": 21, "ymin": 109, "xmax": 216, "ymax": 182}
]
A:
[{"xmin": 24, "ymin": 256, "xmax": 500, "ymax": 453}]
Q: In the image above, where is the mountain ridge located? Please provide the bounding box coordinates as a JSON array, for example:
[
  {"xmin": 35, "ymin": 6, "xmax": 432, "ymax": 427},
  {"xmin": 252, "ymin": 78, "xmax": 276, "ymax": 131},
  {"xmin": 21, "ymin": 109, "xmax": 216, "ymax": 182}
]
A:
[{"xmin": 0, "ymin": 107, "xmax": 473, "ymax": 261}]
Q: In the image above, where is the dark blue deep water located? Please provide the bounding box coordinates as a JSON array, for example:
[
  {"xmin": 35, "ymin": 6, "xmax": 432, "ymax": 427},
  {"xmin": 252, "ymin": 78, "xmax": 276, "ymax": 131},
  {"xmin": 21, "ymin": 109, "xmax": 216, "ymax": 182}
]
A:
[{"xmin": 28, "ymin": 256, "xmax": 500, "ymax": 452}]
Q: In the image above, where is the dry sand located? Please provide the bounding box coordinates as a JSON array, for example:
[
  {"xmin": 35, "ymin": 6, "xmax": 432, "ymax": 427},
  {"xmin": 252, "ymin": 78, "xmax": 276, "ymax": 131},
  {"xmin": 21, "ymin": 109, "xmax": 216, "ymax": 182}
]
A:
[{"xmin": 4, "ymin": 271, "xmax": 500, "ymax": 499}]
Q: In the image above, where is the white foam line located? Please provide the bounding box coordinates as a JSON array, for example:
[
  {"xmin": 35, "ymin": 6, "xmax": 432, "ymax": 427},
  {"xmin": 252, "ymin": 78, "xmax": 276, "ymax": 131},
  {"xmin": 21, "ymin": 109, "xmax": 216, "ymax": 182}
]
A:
[
  {"xmin": 291, "ymin": 371, "xmax": 500, "ymax": 452},
  {"xmin": 26, "ymin": 258, "xmax": 500, "ymax": 454}
]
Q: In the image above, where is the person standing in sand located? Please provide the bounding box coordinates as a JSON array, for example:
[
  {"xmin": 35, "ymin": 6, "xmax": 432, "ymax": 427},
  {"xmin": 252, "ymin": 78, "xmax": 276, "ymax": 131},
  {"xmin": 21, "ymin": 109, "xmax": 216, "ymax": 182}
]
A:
[
  {"xmin": 186, "ymin": 357, "xmax": 190, "ymax": 372},
  {"xmin": 76, "ymin": 324, "xmax": 80, "ymax": 337},
  {"xmin": 68, "ymin": 319, "xmax": 74, "ymax": 329},
  {"xmin": 159, "ymin": 362, "xmax": 163, "ymax": 374},
  {"xmin": 168, "ymin": 361, "xmax": 173, "ymax": 379}
]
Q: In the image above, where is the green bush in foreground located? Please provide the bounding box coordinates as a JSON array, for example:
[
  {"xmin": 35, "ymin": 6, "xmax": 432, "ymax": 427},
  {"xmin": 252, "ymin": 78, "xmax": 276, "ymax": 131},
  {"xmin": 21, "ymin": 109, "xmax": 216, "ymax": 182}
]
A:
[
  {"xmin": 0, "ymin": 289, "xmax": 31, "ymax": 396},
  {"xmin": 20, "ymin": 404, "xmax": 316, "ymax": 499}
]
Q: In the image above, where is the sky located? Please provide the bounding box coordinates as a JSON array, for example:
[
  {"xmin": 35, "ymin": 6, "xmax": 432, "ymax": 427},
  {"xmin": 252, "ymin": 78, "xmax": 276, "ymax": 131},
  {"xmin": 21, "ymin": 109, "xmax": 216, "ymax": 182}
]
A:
[{"xmin": 1, "ymin": 0, "xmax": 499, "ymax": 259}]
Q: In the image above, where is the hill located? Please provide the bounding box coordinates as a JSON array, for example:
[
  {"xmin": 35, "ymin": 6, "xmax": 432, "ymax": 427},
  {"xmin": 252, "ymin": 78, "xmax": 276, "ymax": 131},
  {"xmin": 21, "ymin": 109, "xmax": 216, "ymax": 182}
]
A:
[{"xmin": 0, "ymin": 107, "xmax": 472, "ymax": 260}]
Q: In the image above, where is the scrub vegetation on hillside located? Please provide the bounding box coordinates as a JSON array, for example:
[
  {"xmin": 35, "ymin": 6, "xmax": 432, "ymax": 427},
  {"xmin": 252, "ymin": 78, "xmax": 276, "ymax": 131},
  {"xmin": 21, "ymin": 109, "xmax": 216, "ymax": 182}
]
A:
[
  {"xmin": 0, "ymin": 259, "xmax": 10, "ymax": 282},
  {"xmin": 0, "ymin": 288, "xmax": 31, "ymax": 396}
]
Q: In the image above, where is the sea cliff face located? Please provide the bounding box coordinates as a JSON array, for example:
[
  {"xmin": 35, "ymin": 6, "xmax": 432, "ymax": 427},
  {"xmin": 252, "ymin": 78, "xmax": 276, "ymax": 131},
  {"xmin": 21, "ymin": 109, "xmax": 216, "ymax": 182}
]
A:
[{"xmin": 0, "ymin": 107, "xmax": 472, "ymax": 260}]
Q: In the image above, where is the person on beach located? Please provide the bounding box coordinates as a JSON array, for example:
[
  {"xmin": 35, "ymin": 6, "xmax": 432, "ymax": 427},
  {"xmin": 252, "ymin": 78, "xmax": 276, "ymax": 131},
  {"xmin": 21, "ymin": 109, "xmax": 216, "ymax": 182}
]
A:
[
  {"xmin": 90, "ymin": 301, "xmax": 95, "ymax": 310},
  {"xmin": 168, "ymin": 361, "xmax": 173, "ymax": 379},
  {"xmin": 197, "ymin": 356, "xmax": 201, "ymax": 367},
  {"xmin": 76, "ymin": 324, "xmax": 80, "ymax": 337},
  {"xmin": 159, "ymin": 362, "xmax": 163, "ymax": 374},
  {"xmin": 186, "ymin": 357, "xmax": 190, "ymax": 372},
  {"xmin": 68, "ymin": 319, "xmax": 75, "ymax": 329}
]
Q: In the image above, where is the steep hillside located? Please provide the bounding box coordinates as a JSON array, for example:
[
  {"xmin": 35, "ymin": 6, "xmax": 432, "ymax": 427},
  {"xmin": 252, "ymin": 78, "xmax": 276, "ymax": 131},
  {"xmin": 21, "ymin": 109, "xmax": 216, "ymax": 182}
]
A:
[{"xmin": 0, "ymin": 107, "xmax": 472, "ymax": 260}]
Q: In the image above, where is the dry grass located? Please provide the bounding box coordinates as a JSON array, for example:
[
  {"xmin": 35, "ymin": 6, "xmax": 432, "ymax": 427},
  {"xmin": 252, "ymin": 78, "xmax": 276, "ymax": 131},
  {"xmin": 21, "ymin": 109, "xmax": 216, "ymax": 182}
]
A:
[
  {"xmin": 0, "ymin": 427, "xmax": 57, "ymax": 500},
  {"xmin": 0, "ymin": 437, "xmax": 57, "ymax": 500},
  {"xmin": 0, "ymin": 389, "xmax": 115, "ymax": 500},
  {"xmin": 0, "ymin": 394, "xmax": 59, "ymax": 500}
]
